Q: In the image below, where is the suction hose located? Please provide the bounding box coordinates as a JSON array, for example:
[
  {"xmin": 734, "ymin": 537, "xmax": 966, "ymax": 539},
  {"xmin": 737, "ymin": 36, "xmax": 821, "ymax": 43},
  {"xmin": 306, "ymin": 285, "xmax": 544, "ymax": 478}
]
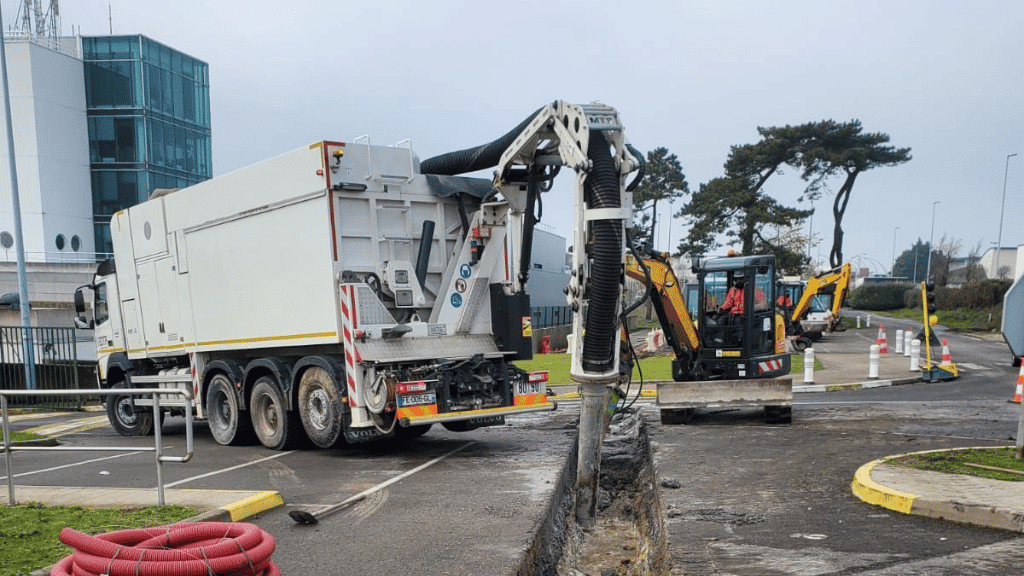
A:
[
  {"xmin": 418, "ymin": 104, "xmax": 624, "ymax": 374},
  {"xmin": 51, "ymin": 522, "xmax": 279, "ymax": 576},
  {"xmin": 419, "ymin": 108, "xmax": 542, "ymax": 176},
  {"xmin": 581, "ymin": 131, "xmax": 623, "ymax": 373}
]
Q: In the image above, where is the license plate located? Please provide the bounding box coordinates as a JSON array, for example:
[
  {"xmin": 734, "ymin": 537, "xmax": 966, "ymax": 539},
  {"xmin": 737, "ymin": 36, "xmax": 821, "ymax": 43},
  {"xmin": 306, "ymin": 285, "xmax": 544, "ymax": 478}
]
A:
[{"xmin": 397, "ymin": 393, "xmax": 436, "ymax": 407}]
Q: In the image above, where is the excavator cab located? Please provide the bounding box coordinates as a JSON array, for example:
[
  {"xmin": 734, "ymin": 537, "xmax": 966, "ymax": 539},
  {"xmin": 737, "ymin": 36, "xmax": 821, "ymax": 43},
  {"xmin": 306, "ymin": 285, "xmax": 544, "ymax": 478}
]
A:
[{"xmin": 694, "ymin": 255, "xmax": 789, "ymax": 380}]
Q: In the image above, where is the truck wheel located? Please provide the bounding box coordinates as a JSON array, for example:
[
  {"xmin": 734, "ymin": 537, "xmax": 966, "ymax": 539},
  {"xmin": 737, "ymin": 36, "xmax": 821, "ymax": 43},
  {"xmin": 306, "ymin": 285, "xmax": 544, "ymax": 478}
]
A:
[
  {"xmin": 107, "ymin": 382, "xmax": 155, "ymax": 436},
  {"xmin": 251, "ymin": 376, "xmax": 303, "ymax": 451},
  {"xmin": 765, "ymin": 406, "xmax": 792, "ymax": 424},
  {"xmin": 298, "ymin": 366, "xmax": 344, "ymax": 448},
  {"xmin": 206, "ymin": 374, "xmax": 253, "ymax": 446}
]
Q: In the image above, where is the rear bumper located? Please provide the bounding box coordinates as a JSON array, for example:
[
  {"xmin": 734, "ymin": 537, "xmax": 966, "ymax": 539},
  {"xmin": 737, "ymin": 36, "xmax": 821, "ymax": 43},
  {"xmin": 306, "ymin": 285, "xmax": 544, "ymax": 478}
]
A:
[{"xmin": 398, "ymin": 402, "xmax": 558, "ymax": 427}]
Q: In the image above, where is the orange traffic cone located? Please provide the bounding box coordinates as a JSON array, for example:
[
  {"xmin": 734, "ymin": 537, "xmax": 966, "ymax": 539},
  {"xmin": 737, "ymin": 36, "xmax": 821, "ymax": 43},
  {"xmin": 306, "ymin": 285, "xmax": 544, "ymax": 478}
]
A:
[
  {"xmin": 877, "ymin": 325, "xmax": 888, "ymax": 354},
  {"xmin": 1011, "ymin": 364, "xmax": 1023, "ymax": 404},
  {"xmin": 940, "ymin": 339, "xmax": 953, "ymax": 366}
]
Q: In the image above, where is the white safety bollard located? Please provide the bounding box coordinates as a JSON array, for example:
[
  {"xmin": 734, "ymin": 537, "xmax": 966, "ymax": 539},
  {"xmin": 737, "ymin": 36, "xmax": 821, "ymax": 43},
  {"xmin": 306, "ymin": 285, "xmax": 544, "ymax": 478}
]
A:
[
  {"xmin": 894, "ymin": 329, "xmax": 904, "ymax": 354},
  {"xmin": 857, "ymin": 316, "xmax": 861, "ymax": 328},
  {"xmin": 869, "ymin": 344, "xmax": 880, "ymax": 379},
  {"xmin": 904, "ymin": 331, "xmax": 912, "ymax": 357},
  {"xmin": 803, "ymin": 348, "xmax": 815, "ymax": 383},
  {"xmin": 866, "ymin": 315, "xmax": 871, "ymax": 328},
  {"xmin": 910, "ymin": 339, "xmax": 920, "ymax": 371}
]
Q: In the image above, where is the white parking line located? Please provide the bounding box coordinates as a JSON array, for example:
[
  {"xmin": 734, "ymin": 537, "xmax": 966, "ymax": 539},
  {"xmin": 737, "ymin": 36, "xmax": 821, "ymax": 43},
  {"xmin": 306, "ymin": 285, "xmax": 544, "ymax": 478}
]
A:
[
  {"xmin": 303, "ymin": 442, "xmax": 476, "ymax": 514},
  {"xmin": 0, "ymin": 451, "xmax": 145, "ymax": 481},
  {"xmin": 164, "ymin": 450, "xmax": 295, "ymax": 488}
]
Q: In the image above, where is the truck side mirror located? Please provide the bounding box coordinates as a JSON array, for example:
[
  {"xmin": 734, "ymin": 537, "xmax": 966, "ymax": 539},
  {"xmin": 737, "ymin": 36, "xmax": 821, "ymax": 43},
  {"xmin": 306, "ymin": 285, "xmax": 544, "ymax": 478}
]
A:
[
  {"xmin": 73, "ymin": 288, "xmax": 93, "ymax": 329},
  {"xmin": 74, "ymin": 289, "xmax": 86, "ymax": 314}
]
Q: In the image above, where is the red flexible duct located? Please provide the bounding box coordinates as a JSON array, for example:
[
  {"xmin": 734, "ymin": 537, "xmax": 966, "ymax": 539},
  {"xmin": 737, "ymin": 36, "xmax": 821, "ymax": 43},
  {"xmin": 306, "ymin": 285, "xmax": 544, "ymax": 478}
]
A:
[{"xmin": 51, "ymin": 522, "xmax": 279, "ymax": 576}]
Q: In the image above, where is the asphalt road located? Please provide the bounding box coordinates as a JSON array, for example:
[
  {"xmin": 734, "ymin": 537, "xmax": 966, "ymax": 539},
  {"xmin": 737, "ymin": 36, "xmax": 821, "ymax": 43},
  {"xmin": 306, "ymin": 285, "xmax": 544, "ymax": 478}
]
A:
[
  {"xmin": 654, "ymin": 328, "xmax": 1024, "ymax": 575},
  {"xmin": 7, "ymin": 324, "xmax": 1024, "ymax": 574}
]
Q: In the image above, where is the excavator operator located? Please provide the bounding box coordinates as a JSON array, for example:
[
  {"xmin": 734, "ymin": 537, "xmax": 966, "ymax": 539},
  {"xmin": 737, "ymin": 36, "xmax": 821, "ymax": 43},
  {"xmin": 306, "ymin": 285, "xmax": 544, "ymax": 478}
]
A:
[{"xmin": 719, "ymin": 275, "xmax": 767, "ymax": 321}]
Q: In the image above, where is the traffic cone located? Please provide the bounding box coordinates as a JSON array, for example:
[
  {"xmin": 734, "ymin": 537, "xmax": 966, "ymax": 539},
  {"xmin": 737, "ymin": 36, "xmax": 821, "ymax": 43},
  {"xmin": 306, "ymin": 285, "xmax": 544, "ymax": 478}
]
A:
[
  {"xmin": 1011, "ymin": 364, "xmax": 1023, "ymax": 404},
  {"xmin": 940, "ymin": 339, "xmax": 953, "ymax": 366},
  {"xmin": 877, "ymin": 325, "xmax": 888, "ymax": 354}
]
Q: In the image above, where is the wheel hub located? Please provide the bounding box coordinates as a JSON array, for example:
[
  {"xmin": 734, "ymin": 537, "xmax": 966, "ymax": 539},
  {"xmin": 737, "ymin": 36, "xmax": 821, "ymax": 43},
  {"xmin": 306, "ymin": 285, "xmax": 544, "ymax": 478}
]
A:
[{"xmin": 308, "ymin": 389, "xmax": 329, "ymax": 430}]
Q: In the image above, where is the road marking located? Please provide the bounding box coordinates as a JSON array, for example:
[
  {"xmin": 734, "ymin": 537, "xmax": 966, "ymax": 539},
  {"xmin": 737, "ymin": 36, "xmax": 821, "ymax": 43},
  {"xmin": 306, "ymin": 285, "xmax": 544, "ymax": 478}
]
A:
[
  {"xmin": 956, "ymin": 362, "xmax": 988, "ymax": 370},
  {"xmin": 0, "ymin": 451, "xmax": 144, "ymax": 481},
  {"xmin": 164, "ymin": 450, "xmax": 295, "ymax": 488},
  {"xmin": 305, "ymin": 442, "xmax": 476, "ymax": 514}
]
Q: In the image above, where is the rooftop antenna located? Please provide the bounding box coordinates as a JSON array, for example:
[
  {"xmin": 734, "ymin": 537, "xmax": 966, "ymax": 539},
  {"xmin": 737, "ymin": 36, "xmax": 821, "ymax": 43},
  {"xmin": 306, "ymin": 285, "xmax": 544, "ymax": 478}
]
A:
[{"xmin": 11, "ymin": 1, "xmax": 60, "ymax": 44}]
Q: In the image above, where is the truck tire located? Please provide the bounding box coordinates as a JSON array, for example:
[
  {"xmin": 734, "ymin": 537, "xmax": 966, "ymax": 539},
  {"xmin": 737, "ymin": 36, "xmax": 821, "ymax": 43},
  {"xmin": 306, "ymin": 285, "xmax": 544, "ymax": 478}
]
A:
[
  {"xmin": 206, "ymin": 374, "xmax": 253, "ymax": 446},
  {"xmin": 106, "ymin": 381, "xmax": 156, "ymax": 436},
  {"xmin": 297, "ymin": 366, "xmax": 344, "ymax": 448},
  {"xmin": 250, "ymin": 376, "xmax": 303, "ymax": 451}
]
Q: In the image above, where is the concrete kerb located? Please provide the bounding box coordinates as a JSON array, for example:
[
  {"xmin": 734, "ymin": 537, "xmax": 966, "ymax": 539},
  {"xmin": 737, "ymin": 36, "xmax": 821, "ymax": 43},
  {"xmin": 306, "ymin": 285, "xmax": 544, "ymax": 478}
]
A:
[{"xmin": 852, "ymin": 448, "xmax": 1024, "ymax": 533}]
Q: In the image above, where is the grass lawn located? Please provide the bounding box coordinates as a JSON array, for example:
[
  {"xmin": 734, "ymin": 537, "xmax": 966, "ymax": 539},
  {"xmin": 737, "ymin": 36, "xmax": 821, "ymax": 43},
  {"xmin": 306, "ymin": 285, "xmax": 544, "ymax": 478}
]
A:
[
  {"xmin": 851, "ymin": 307, "xmax": 1002, "ymax": 333},
  {"xmin": 0, "ymin": 431, "xmax": 45, "ymax": 443},
  {"xmin": 516, "ymin": 353, "xmax": 674, "ymax": 384},
  {"xmin": 517, "ymin": 351, "xmax": 812, "ymax": 385},
  {"xmin": 890, "ymin": 447, "xmax": 1024, "ymax": 482},
  {"xmin": 0, "ymin": 503, "xmax": 197, "ymax": 576}
]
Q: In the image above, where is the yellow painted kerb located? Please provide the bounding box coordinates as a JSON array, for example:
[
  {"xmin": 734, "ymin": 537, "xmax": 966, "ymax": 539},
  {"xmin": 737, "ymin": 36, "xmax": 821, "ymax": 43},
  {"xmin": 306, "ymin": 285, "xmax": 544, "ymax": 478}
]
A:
[
  {"xmin": 851, "ymin": 457, "xmax": 917, "ymax": 514},
  {"xmin": 223, "ymin": 491, "xmax": 284, "ymax": 521}
]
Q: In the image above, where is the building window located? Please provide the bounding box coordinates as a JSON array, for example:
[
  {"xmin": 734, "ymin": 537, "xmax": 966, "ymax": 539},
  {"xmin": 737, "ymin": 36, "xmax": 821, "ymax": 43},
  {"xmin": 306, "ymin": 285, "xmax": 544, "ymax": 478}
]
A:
[
  {"xmin": 56, "ymin": 234, "xmax": 66, "ymax": 250},
  {"xmin": 71, "ymin": 235, "xmax": 81, "ymax": 251},
  {"xmin": 0, "ymin": 231, "xmax": 13, "ymax": 249}
]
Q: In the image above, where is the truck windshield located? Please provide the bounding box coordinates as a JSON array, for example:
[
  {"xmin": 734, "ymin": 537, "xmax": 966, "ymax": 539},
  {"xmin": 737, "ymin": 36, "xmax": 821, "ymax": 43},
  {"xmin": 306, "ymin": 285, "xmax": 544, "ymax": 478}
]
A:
[{"xmin": 95, "ymin": 283, "xmax": 109, "ymax": 326}]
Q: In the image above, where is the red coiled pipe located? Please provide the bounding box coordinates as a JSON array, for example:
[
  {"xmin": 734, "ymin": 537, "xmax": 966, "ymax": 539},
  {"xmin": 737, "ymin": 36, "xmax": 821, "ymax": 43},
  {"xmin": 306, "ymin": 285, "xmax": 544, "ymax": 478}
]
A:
[{"xmin": 51, "ymin": 522, "xmax": 279, "ymax": 576}]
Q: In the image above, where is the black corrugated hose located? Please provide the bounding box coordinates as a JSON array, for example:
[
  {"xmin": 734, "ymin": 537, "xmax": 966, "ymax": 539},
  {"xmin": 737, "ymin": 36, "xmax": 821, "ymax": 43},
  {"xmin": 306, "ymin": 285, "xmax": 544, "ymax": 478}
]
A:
[
  {"xmin": 418, "ymin": 106, "xmax": 626, "ymax": 374},
  {"xmin": 580, "ymin": 131, "xmax": 623, "ymax": 373}
]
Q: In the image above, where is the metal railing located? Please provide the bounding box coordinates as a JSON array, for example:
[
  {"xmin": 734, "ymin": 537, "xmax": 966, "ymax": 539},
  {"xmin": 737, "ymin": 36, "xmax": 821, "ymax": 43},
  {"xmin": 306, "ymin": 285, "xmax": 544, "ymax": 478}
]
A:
[
  {"xmin": 532, "ymin": 305, "xmax": 573, "ymax": 329},
  {"xmin": 0, "ymin": 326, "xmax": 82, "ymax": 409},
  {"xmin": 1, "ymin": 387, "xmax": 194, "ymax": 506}
]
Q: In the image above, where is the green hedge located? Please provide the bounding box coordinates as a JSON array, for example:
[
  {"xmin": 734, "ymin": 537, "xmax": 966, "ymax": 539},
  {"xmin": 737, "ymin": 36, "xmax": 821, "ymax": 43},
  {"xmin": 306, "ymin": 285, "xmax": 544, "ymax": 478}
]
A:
[
  {"xmin": 847, "ymin": 284, "xmax": 911, "ymax": 311},
  {"xmin": 902, "ymin": 279, "xmax": 1011, "ymax": 310}
]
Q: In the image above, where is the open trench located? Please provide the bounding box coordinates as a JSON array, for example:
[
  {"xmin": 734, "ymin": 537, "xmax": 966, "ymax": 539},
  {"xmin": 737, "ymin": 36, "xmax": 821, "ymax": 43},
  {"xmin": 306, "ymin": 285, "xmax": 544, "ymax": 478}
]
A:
[{"xmin": 515, "ymin": 409, "xmax": 668, "ymax": 576}]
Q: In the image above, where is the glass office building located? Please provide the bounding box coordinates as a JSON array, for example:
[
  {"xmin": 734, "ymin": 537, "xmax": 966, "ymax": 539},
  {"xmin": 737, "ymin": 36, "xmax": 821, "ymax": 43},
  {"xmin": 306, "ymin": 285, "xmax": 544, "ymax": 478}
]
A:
[{"xmin": 82, "ymin": 35, "xmax": 211, "ymax": 254}]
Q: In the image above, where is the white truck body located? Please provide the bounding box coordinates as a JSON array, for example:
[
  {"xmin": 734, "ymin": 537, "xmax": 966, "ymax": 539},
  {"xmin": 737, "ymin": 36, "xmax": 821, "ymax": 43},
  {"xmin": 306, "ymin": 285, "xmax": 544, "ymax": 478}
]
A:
[{"xmin": 78, "ymin": 101, "xmax": 641, "ymax": 450}]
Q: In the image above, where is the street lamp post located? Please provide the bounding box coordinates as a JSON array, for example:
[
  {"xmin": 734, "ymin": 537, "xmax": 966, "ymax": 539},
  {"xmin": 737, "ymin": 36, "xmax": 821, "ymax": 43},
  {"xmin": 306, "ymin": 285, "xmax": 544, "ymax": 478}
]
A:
[
  {"xmin": 891, "ymin": 226, "xmax": 900, "ymax": 276},
  {"xmin": 926, "ymin": 201, "xmax": 940, "ymax": 282},
  {"xmin": 996, "ymin": 153, "xmax": 1017, "ymax": 279}
]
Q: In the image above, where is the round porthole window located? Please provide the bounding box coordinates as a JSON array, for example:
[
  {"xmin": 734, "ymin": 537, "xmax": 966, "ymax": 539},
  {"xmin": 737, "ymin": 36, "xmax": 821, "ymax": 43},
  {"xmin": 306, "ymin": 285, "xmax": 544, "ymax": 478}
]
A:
[
  {"xmin": 144, "ymin": 222, "xmax": 152, "ymax": 240},
  {"xmin": 56, "ymin": 234, "xmax": 66, "ymax": 250},
  {"xmin": 0, "ymin": 231, "xmax": 12, "ymax": 249},
  {"xmin": 71, "ymin": 235, "xmax": 81, "ymax": 251}
]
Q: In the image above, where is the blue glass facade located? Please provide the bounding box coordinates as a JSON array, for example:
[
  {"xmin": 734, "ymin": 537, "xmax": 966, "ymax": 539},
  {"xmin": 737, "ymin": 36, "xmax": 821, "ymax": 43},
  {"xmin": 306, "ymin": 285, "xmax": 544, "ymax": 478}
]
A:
[{"xmin": 82, "ymin": 35, "xmax": 211, "ymax": 254}]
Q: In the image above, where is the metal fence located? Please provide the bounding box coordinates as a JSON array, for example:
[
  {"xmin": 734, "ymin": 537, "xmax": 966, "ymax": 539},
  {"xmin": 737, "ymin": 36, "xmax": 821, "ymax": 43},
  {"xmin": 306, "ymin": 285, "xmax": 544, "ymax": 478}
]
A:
[
  {"xmin": 0, "ymin": 327, "xmax": 82, "ymax": 409},
  {"xmin": 2, "ymin": 388, "xmax": 194, "ymax": 506},
  {"xmin": 532, "ymin": 305, "xmax": 573, "ymax": 329}
]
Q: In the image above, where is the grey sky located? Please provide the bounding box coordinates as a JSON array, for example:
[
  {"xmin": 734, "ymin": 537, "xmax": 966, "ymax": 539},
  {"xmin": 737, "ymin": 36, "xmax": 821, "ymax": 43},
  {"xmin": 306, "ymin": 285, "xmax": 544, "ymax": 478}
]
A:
[{"xmin": 18, "ymin": 0, "xmax": 1024, "ymax": 274}]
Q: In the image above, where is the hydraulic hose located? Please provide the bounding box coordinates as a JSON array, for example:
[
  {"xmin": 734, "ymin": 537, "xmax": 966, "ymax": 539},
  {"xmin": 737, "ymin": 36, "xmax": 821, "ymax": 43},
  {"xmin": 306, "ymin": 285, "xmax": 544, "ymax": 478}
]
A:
[
  {"xmin": 581, "ymin": 131, "xmax": 624, "ymax": 373},
  {"xmin": 51, "ymin": 522, "xmax": 280, "ymax": 576}
]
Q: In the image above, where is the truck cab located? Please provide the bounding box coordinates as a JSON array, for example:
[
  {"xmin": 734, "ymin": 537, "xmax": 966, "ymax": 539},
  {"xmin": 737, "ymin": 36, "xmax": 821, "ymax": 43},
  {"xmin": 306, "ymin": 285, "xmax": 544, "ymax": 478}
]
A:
[{"xmin": 75, "ymin": 259, "xmax": 126, "ymax": 384}]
